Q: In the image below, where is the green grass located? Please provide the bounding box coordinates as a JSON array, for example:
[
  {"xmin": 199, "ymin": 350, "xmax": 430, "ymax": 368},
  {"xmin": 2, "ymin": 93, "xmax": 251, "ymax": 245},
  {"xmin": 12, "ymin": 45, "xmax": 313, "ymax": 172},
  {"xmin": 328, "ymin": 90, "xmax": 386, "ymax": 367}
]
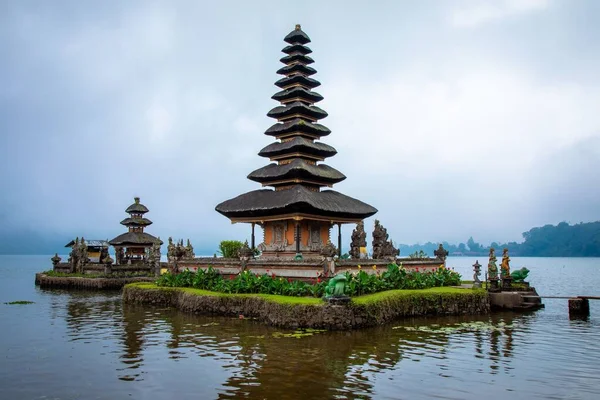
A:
[
  {"xmin": 5, "ymin": 301, "xmax": 35, "ymax": 305},
  {"xmin": 353, "ymin": 286, "xmax": 486, "ymax": 305},
  {"xmin": 127, "ymin": 282, "xmax": 324, "ymax": 305}
]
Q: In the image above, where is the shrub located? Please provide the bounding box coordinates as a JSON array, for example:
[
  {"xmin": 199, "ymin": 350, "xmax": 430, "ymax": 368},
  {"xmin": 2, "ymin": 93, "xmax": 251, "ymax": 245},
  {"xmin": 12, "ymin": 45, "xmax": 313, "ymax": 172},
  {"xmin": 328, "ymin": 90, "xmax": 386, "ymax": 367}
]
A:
[
  {"xmin": 155, "ymin": 264, "xmax": 461, "ymax": 298},
  {"xmin": 218, "ymin": 240, "xmax": 244, "ymax": 258}
]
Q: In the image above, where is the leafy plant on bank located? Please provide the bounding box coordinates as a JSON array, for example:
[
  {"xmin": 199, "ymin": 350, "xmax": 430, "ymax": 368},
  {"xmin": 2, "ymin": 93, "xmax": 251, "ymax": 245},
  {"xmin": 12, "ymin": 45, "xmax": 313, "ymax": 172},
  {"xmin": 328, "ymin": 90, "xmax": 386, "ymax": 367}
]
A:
[
  {"xmin": 217, "ymin": 240, "xmax": 244, "ymax": 258},
  {"xmin": 155, "ymin": 264, "xmax": 461, "ymax": 298}
]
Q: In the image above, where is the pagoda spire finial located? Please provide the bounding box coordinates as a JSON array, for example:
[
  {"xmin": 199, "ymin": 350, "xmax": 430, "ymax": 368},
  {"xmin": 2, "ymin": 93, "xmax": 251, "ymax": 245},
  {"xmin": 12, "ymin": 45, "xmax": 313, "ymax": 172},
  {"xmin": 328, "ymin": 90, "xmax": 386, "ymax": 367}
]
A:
[
  {"xmin": 295, "ymin": 24, "xmax": 301, "ymax": 30},
  {"xmin": 134, "ymin": 197, "xmax": 140, "ymax": 204}
]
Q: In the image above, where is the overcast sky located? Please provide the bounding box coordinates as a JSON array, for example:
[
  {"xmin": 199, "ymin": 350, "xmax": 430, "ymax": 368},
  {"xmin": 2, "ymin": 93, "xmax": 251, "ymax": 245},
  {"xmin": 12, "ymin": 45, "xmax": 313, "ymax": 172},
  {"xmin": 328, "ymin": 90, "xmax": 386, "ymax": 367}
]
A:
[{"xmin": 1, "ymin": 0, "xmax": 599, "ymax": 254}]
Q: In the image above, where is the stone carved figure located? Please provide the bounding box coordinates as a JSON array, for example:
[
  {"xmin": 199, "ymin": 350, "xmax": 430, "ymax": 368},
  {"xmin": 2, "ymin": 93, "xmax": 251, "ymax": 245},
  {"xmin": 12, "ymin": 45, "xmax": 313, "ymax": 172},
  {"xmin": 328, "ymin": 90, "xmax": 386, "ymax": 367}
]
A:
[
  {"xmin": 115, "ymin": 247, "xmax": 124, "ymax": 266},
  {"xmin": 500, "ymin": 248, "xmax": 511, "ymax": 278},
  {"xmin": 434, "ymin": 244, "xmax": 449, "ymax": 261},
  {"xmin": 185, "ymin": 239, "xmax": 195, "ymax": 259},
  {"xmin": 238, "ymin": 240, "xmax": 254, "ymax": 272},
  {"xmin": 99, "ymin": 247, "xmax": 110, "ymax": 264},
  {"xmin": 372, "ymin": 220, "xmax": 399, "ymax": 259},
  {"xmin": 167, "ymin": 237, "xmax": 176, "ymax": 262},
  {"xmin": 320, "ymin": 241, "xmax": 338, "ymax": 276},
  {"xmin": 309, "ymin": 225, "xmax": 322, "ymax": 252},
  {"xmin": 148, "ymin": 239, "xmax": 162, "ymax": 276},
  {"xmin": 488, "ymin": 248, "xmax": 499, "ymax": 280},
  {"xmin": 349, "ymin": 221, "xmax": 367, "ymax": 259}
]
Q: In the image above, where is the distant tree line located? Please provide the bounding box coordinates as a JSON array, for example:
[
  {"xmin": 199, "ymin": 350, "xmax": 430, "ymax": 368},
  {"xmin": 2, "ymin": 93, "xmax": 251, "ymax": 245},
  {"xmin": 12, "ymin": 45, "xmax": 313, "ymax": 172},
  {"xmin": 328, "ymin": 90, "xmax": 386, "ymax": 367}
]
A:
[{"xmin": 398, "ymin": 221, "xmax": 600, "ymax": 257}]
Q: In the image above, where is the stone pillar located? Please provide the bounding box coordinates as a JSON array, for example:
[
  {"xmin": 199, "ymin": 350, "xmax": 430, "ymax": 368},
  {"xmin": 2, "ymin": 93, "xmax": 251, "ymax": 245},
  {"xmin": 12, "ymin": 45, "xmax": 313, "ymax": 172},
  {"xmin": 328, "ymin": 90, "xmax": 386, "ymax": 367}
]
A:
[{"xmin": 569, "ymin": 297, "xmax": 590, "ymax": 319}]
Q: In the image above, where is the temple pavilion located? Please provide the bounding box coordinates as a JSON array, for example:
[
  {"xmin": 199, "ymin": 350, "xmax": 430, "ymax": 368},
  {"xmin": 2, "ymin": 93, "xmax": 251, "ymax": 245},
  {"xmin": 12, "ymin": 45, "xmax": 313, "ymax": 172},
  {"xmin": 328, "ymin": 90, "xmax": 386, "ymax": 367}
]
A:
[
  {"xmin": 216, "ymin": 25, "xmax": 377, "ymax": 258},
  {"xmin": 109, "ymin": 197, "xmax": 162, "ymax": 264}
]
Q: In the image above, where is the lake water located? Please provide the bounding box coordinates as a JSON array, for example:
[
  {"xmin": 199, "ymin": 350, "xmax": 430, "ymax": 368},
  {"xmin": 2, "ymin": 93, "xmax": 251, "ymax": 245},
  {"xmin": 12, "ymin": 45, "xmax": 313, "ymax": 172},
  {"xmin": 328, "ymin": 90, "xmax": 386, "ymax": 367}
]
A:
[{"xmin": 1, "ymin": 255, "xmax": 599, "ymax": 399}]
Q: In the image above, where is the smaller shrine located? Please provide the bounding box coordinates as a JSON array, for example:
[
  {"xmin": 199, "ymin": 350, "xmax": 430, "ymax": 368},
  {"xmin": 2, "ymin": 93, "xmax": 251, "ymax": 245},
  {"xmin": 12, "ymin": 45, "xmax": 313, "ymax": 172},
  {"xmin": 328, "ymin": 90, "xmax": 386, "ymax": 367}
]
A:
[
  {"xmin": 65, "ymin": 239, "xmax": 108, "ymax": 263},
  {"xmin": 109, "ymin": 197, "xmax": 162, "ymax": 265}
]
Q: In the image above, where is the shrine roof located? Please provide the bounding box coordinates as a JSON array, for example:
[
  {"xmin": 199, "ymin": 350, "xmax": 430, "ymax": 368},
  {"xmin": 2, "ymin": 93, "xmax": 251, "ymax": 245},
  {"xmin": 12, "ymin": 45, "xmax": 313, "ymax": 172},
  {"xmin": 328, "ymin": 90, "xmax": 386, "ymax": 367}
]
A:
[
  {"xmin": 279, "ymin": 54, "xmax": 314, "ymax": 65},
  {"xmin": 275, "ymin": 74, "xmax": 320, "ymax": 89},
  {"xmin": 215, "ymin": 185, "xmax": 377, "ymax": 220},
  {"xmin": 284, "ymin": 25, "xmax": 311, "ymax": 45},
  {"xmin": 267, "ymin": 102, "xmax": 328, "ymax": 121},
  {"xmin": 271, "ymin": 87, "xmax": 323, "ymax": 103},
  {"xmin": 125, "ymin": 197, "xmax": 149, "ymax": 214},
  {"xmin": 265, "ymin": 119, "xmax": 330, "ymax": 137},
  {"xmin": 64, "ymin": 239, "xmax": 109, "ymax": 248},
  {"xmin": 120, "ymin": 217, "xmax": 153, "ymax": 227},
  {"xmin": 248, "ymin": 159, "xmax": 345, "ymax": 185},
  {"xmin": 108, "ymin": 232, "xmax": 163, "ymax": 246},
  {"xmin": 277, "ymin": 64, "xmax": 317, "ymax": 76},
  {"xmin": 258, "ymin": 137, "xmax": 337, "ymax": 158}
]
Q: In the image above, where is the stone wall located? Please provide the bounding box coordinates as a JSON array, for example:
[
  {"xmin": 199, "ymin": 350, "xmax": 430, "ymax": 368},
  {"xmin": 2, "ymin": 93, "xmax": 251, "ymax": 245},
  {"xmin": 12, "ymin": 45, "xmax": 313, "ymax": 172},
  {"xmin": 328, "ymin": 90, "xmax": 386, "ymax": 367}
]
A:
[
  {"xmin": 35, "ymin": 273, "xmax": 154, "ymax": 290},
  {"xmin": 173, "ymin": 257, "xmax": 443, "ymax": 280},
  {"xmin": 123, "ymin": 283, "xmax": 489, "ymax": 330},
  {"xmin": 52, "ymin": 262, "xmax": 154, "ymax": 275}
]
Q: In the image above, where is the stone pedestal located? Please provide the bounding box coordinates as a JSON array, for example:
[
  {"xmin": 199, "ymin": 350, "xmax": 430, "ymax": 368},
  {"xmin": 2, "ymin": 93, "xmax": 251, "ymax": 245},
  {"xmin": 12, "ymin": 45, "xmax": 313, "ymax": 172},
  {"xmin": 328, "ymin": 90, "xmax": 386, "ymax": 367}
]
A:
[
  {"xmin": 569, "ymin": 297, "xmax": 590, "ymax": 319},
  {"xmin": 502, "ymin": 277, "xmax": 513, "ymax": 290},
  {"xmin": 488, "ymin": 279, "xmax": 501, "ymax": 292},
  {"xmin": 326, "ymin": 296, "xmax": 351, "ymax": 305}
]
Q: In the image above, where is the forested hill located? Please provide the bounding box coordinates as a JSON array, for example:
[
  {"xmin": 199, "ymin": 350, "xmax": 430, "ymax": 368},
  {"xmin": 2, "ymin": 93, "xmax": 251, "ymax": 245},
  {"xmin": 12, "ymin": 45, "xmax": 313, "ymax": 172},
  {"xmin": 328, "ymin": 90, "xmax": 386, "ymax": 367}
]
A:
[{"xmin": 399, "ymin": 221, "xmax": 600, "ymax": 257}]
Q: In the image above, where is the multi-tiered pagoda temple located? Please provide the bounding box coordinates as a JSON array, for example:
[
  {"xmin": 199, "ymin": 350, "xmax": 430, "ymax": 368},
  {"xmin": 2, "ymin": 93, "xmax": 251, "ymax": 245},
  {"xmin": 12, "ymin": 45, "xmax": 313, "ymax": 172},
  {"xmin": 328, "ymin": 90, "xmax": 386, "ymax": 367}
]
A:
[
  {"xmin": 109, "ymin": 197, "xmax": 162, "ymax": 264},
  {"xmin": 216, "ymin": 24, "xmax": 377, "ymax": 259}
]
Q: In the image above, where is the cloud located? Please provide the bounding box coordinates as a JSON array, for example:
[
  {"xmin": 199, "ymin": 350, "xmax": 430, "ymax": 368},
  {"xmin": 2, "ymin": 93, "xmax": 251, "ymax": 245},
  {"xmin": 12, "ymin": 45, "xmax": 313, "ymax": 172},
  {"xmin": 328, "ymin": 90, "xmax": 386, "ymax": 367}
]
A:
[{"xmin": 449, "ymin": 0, "xmax": 550, "ymax": 28}]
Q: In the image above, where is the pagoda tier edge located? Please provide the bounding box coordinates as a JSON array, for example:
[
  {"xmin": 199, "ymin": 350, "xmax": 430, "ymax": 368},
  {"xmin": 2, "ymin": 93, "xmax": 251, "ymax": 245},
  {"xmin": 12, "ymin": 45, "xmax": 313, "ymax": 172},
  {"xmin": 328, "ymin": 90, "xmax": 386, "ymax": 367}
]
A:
[
  {"xmin": 247, "ymin": 159, "xmax": 346, "ymax": 185},
  {"xmin": 215, "ymin": 185, "xmax": 377, "ymax": 221}
]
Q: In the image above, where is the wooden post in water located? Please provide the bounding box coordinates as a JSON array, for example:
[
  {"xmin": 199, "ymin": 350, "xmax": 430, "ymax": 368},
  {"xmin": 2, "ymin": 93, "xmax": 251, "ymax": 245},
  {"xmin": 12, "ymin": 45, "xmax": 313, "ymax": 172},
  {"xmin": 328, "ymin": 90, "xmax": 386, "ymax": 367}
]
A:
[{"xmin": 569, "ymin": 297, "xmax": 590, "ymax": 318}]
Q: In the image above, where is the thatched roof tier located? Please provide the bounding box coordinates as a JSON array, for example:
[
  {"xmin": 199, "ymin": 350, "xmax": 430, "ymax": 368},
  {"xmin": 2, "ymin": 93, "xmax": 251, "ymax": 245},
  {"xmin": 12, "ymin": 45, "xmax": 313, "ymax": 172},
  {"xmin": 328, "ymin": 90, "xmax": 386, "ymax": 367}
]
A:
[
  {"xmin": 215, "ymin": 185, "xmax": 377, "ymax": 220},
  {"xmin": 272, "ymin": 88, "xmax": 323, "ymax": 104},
  {"xmin": 248, "ymin": 159, "xmax": 345, "ymax": 185},
  {"xmin": 258, "ymin": 137, "xmax": 337, "ymax": 159},
  {"xmin": 267, "ymin": 102, "xmax": 328, "ymax": 121},
  {"xmin": 265, "ymin": 119, "xmax": 330, "ymax": 138},
  {"xmin": 277, "ymin": 63, "xmax": 317, "ymax": 76},
  {"xmin": 282, "ymin": 44, "xmax": 312, "ymax": 55},
  {"xmin": 284, "ymin": 25, "xmax": 311, "ymax": 45},
  {"xmin": 275, "ymin": 74, "xmax": 320, "ymax": 89},
  {"xmin": 108, "ymin": 232, "xmax": 162, "ymax": 246},
  {"xmin": 279, "ymin": 54, "xmax": 314, "ymax": 65},
  {"xmin": 65, "ymin": 239, "xmax": 109, "ymax": 248},
  {"xmin": 125, "ymin": 197, "xmax": 149, "ymax": 214},
  {"xmin": 120, "ymin": 217, "xmax": 153, "ymax": 227}
]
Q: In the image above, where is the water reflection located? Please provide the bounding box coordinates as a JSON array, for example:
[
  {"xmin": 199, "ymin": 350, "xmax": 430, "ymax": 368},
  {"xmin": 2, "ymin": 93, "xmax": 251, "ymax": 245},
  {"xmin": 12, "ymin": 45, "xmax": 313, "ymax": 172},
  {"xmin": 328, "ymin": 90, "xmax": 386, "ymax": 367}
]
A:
[{"xmin": 54, "ymin": 294, "xmax": 542, "ymax": 399}]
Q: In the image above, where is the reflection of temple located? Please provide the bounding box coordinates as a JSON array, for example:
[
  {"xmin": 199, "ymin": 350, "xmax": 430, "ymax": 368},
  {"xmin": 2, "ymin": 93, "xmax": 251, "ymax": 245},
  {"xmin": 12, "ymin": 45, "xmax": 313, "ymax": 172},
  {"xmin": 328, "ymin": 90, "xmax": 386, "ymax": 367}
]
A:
[
  {"xmin": 109, "ymin": 197, "xmax": 162, "ymax": 265},
  {"xmin": 216, "ymin": 25, "xmax": 377, "ymax": 259}
]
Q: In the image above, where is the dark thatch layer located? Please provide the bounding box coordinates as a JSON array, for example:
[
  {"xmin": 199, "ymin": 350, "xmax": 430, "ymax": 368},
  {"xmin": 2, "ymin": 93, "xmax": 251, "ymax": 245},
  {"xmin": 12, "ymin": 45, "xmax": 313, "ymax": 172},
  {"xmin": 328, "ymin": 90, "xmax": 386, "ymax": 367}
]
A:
[
  {"xmin": 284, "ymin": 26, "xmax": 311, "ymax": 45},
  {"xmin": 272, "ymin": 88, "xmax": 323, "ymax": 103},
  {"xmin": 280, "ymin": 54, "xmax": 314, "ymax": 65},
  {"xmin": 267, "ymin": 102, "xmax": 328, "ymax": 121},
  {"xmin": 125, "ymin": 199, "xmax": 149, "ymax": 214},
  {"xmin": 276, "ymin": 64, "xmax": 317, "ymax": 76},
  {"xmin": 282, "ymin": 44, "xmax": 312, "ymax": 55},
  {"xmin": 215, "ymin": 185, "xmax": 377, "ymax": 219},
  {"xmin": 275, "ymin": 74, "xmax": 320, "ymax": 89},
  {"xmin": 120, "ymin": 217, "xmax": 153, "ymax": 227},
  {"xmin": 248, "ymin": 159, "xmax": 345, "ymax": 185},
  {"xmin": 265, "ymin": 119, "xmax": 330, "ymax": 137},
  {"xmin": 258, "ymin": 137, "xmax": 337, "ymax": 158},
  {"xmin": 109, "ymin": 232, "xmax": 163, "ymax": 246}
]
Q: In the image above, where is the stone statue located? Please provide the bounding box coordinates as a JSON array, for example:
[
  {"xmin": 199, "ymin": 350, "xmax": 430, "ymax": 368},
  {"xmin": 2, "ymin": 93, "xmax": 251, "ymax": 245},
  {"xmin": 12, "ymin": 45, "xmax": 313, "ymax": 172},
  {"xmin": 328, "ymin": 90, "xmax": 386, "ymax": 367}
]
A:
[
  {"xmin": 238, "ymin": 240, "xmax": 254, "ymax": 272},
  {"xmin": 320, "ymin": 241, "xmax": 338, "ymax": 258},
  {"xmin": 511, "ymin": 267, "xmax": 530, "ymax": 283},
  {"xmin": 115, "ymin": 247, "xmax": 124, "ymax": 265},
  {"xmin": 320, "ymin": 241, "xmax": 338, "ymax": 276},
  {"xmin": 185, "ymin": 239, "xmax": 195, "ymax": 259},
  {"xmin": 99, "ymin": 247, "xmax": 110, "ymax": 264},
  {"xmin": 325, "ymin": 274, "xmax": 348, "ymax": 298},
  {"xmin": 500, "ymin": 248, "xmax": 511, "ymax": 278},
  {"xmin": 349, "ymin": 221, "xmax": 367, "ymax": 259},
  {"xmin": 434, "ymin": 244, "xmax": 449, "ymax": 261},
  {"xmin": 372, "ymin": 220, "xmax": 399, "ymax": 259},
  {"xmin": 167, "ymin": 237, "xmax": 176, "ymax": 262},
  {"xmin": 488, "ymin": 248, "xmax": 498, "ymax": 280},
  {"xmin": 148, "ymin": 239, "xmax": 162, "ymax": 276}
]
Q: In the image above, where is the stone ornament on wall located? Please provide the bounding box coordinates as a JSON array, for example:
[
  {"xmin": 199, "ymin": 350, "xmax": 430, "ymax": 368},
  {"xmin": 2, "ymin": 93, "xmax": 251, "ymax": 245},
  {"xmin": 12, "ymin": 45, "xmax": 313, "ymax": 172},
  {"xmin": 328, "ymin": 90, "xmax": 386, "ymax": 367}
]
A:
[
  {"xmin": 372, "ymin": 220, "xmax": 399, "ymax": 260},
  {"xmin": 349, "ymin": 221, "xmax": 367, "ymax": 259}
]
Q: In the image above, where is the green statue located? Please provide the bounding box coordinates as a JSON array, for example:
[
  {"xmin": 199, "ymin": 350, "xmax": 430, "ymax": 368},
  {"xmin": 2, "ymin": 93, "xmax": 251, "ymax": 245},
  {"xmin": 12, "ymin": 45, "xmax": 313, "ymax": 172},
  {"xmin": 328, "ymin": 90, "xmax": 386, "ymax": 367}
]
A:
[
  {"xmin": 325, "ymin": 274, "xmax": 348, "ymax": 298},
  {"xmin": 510, "ymin": 267, "xmax": 530, "ymax": 283}
]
